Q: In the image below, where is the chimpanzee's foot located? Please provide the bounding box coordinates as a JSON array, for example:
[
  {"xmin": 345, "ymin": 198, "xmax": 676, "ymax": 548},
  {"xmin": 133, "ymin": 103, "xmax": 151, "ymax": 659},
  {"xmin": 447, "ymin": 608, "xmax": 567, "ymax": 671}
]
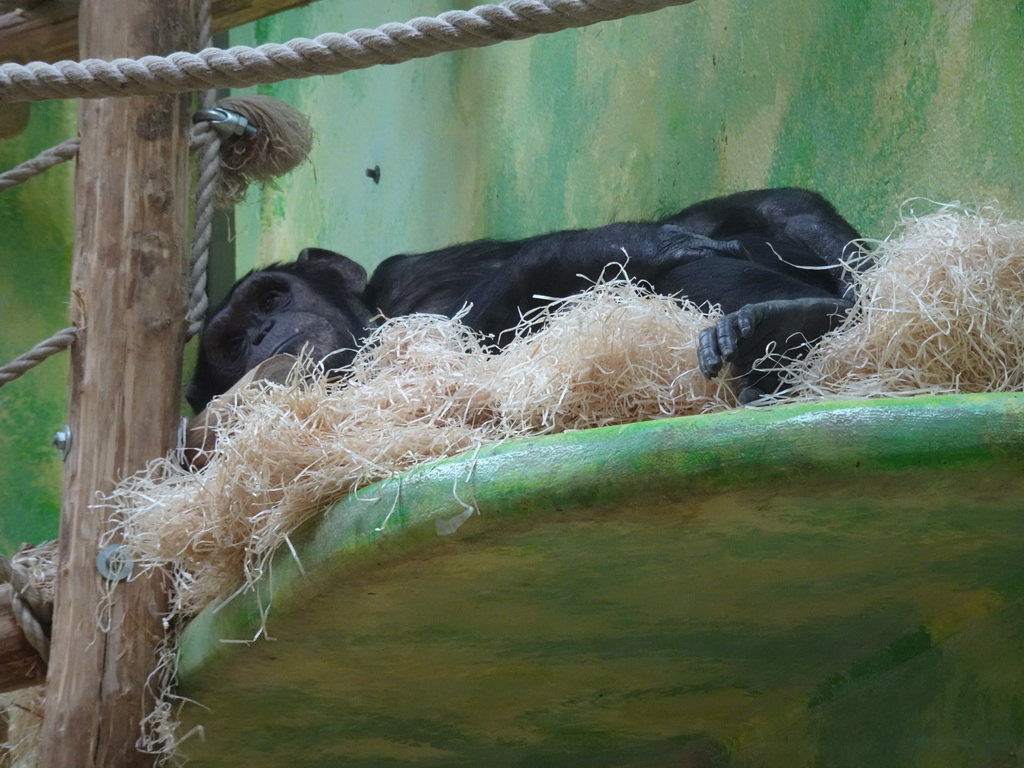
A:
[{"xmin": 698, "ymin": 297, "xmax": 853, "ymax": 403}]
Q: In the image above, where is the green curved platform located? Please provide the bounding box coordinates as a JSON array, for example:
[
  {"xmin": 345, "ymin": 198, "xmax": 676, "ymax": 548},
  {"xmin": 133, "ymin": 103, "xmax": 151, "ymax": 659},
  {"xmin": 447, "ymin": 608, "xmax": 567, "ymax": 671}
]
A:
[{"xmin": 180, "ymin": 393, "xmax": 1024, "ymax": 767}]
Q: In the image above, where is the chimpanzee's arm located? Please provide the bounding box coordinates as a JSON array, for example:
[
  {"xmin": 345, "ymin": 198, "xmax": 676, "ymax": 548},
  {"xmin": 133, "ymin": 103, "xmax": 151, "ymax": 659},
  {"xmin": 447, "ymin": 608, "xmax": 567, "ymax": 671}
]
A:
[
  {"xmin": 459, "ymin": 222, "xmax": 748, "ymax": 343},
  {"xmin": 664, "ymin": 187, "xmax": 869, "ymax": 300}
]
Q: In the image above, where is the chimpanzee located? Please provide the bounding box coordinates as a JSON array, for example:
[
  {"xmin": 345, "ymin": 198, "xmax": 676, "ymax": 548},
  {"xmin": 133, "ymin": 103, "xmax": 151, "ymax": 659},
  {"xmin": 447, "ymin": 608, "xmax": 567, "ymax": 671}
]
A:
[{"xmin": 186, "ymin": 187, "xmax": 867, "ymax": 413}]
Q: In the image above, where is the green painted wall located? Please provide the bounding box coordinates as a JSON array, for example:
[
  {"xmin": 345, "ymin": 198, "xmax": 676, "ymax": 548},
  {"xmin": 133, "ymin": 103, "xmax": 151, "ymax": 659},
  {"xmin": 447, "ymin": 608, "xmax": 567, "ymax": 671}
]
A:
[
  {"xmin": 0, "ymin": 101, "xmax": 76, "ymax": 552},
  {"xmin": 232, "ymin": 0, "xmax": 1023, "ymax": 275}
]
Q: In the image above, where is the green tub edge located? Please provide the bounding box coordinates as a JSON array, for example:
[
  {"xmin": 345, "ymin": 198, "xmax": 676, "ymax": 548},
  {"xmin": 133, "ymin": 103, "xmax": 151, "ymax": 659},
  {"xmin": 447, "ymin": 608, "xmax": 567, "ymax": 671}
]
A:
[{"xmin": 179, "ymin": 391, "xmax": 1024, "ymax": 678}]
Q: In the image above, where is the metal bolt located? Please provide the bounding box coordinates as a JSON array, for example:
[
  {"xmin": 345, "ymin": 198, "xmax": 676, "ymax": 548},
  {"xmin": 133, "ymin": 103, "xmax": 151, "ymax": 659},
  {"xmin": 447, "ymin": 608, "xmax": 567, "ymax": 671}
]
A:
[{"xmin": 52, "ymin": 425, "xmax": 71, "ymax": 460}]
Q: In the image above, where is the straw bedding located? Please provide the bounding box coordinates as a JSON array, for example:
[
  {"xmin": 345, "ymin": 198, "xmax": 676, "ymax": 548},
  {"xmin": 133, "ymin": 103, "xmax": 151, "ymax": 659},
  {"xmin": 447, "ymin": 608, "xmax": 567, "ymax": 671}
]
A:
[
  {"xmin": 779, "ymin": 205, "xmax": 1024, "ymax": 399},
  {"xmin": 104, "ymin": 286, "xmax": 734, "ymax": 618}
]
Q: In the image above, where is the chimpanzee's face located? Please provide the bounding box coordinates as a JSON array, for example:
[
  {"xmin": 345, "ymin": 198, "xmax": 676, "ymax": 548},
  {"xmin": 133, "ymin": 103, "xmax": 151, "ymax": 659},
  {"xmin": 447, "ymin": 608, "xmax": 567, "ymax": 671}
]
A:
[{"xmin": 186, "ymin": 249, "xmax": 372, "ymax": 413}]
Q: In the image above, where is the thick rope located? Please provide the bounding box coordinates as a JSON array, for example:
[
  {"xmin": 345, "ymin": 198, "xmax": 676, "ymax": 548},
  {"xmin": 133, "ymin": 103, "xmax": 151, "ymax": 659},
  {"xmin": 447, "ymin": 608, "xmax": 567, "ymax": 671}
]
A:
[
  {"xmin": 0, "ymin": 126, "xmax": 222, "ymax": 193},
  {"xmin": 0, "ymin": 555, "xmax": 51, "ymax": 664},
  {"xmin": 188, "ymin": 125, "xmax": 219, "ymax": 337},
  {"xmin": 0, "ymin": 138, "xmax": 80, "ymax": 192},
  {"xmin": 0, "ymin": 0, "xmax": 694, "ymax": 103},
  {"xmin": 0, "ymin": 327, "xmax": 78, "ymax": 389},
  {"xmin": 188, "ymin": 0, "xmax": 219, "ymax": 338}
]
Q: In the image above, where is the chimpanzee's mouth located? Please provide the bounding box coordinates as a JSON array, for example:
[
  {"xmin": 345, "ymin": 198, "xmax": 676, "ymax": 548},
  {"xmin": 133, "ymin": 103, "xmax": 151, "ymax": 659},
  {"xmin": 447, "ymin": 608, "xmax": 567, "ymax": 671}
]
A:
[{"xmin": 270, "ymin": 334, "xmax": 305, "ymax": 357}]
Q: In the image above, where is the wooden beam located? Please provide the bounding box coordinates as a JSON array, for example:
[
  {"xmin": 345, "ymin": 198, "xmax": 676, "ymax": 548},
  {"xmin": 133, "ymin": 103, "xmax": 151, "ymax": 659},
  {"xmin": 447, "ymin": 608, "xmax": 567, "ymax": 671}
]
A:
[
  {"xmin": 0, "ymin": 0, "xmax": 320, "ymax": 64},
  {"xmin": 0, "ymin": 584, "xmax": 46, "ymax": 694},
  {"xmin": 37, "ymin": 0, "xmax": 191, "ymax": 763},
  {"xmin": 0, "ymin": 0, "xmax": 78, "ymax": 64}
]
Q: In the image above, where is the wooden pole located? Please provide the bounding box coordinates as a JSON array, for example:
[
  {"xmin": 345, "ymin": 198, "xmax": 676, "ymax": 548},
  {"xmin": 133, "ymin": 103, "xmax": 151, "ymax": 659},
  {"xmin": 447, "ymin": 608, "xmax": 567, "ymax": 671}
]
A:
[{"xmin": 38, "ymin": 0, "xmax": 192, "ymax": 763}]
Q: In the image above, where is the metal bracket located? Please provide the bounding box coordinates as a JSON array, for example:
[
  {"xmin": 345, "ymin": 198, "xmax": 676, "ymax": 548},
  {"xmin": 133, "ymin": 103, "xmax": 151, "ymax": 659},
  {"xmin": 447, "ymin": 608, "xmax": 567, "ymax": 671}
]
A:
[
  {"xmin": 96, "ymin": 544, "xmax": 133, "ymax": 582},
  {"xmin": 192, "ymin": 107, "xmax": 258, "ymax": 142}
]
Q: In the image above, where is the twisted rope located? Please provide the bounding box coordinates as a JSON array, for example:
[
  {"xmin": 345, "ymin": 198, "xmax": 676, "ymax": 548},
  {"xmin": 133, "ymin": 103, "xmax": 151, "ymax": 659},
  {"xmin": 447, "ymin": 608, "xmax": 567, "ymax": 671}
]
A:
[
  {"xmin": 0, "ymin": 327, "xmax": 78, "ymax": 389},
  {"xmin": 0, "ymin": 0, "xmax": 694, "ymax": 103},
  {"xmin": 188, "ymin": 0, "xmax": 219, "ymax": 338},
  {"xmin": 0, "ymin": 138, "xmax": 80, "ymax": 192},
  {"xmin": 0, "ymin": 119, "xmax": 271, "ymax": 345},
  {"xmin": 188, "ymin": 124, "xmax": 220, "ymax": 337},
  {"xmin": 0, "ymin": 555, "xmax": 51, "ymax": 664},
  {"xmin": 0, "ymin": 127, "xmax": 222, "ymax": 195}
]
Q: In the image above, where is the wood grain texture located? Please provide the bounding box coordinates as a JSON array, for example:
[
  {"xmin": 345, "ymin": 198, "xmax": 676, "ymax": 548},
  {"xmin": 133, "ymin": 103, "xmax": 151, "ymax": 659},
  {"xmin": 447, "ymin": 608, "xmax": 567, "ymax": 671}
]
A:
[
  {"xmin": 37, "ymin": 0, "xmax": 191, "ymax": 764},
  {"xmin": 0, "ymin": 584, "xmax": 45, "ymax": 693}
]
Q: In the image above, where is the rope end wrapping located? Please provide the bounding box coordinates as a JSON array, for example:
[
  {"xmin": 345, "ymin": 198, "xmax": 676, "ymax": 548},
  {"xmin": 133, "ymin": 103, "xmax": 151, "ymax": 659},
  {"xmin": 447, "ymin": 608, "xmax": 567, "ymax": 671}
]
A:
[
  {"xmin": 187, "ymin": 95, "xmax": 314, "ymax": 338},
  {"xmin": 196, "ymin": 95, "xmax": 315, "ymax": 208}
]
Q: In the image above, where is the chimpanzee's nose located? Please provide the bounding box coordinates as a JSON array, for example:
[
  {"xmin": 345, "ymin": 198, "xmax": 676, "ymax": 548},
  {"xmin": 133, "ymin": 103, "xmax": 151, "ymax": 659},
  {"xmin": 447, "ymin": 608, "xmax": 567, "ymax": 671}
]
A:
[{"xmin": 253, "ymin": 318, "xmax": 275, "ymax": 346}]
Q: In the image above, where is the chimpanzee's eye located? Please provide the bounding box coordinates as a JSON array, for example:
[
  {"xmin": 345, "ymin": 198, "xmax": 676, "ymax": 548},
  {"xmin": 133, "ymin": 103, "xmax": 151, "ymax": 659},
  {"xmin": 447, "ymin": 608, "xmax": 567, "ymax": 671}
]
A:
[{"xmin": 259, "ymin": 289, "xmax": 283, "ymax": 313}]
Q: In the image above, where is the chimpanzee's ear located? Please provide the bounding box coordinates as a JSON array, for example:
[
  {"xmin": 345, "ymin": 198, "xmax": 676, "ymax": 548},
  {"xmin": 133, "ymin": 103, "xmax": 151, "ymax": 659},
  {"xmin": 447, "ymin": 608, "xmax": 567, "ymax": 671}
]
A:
[{"xmin": 297, "ymin": 247, "xmax": 368, "ymax": 293}]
